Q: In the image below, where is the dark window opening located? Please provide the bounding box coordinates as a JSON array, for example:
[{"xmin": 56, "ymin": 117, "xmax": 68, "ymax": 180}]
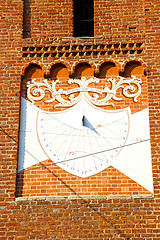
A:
[
  {"xmin": 23, "ymin": 0, "xmax": 31, "ymax": 38},
  {"xmin": 74, "ymin": 0, "xmax": 94, "ymax": 37}
]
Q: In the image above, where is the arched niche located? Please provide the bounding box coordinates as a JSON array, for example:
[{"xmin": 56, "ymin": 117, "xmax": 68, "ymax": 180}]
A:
[
  {"xmin": 50, "ymin": 63, "xmax": 69, "ymax": 80},
  {"xmin": 99, "ymin": 62, "xmax": 118, "ymax": 77},
  {"xmin": 123, "ymin": 61, "xmax": 143, "ymax": 77},
  {"xmin": 24, "ymin": 64, "xmax": 44, "ymax": 79},
  {"xmin": 73, "ymin": 63, "xmax": 94, "ymax": 78}
]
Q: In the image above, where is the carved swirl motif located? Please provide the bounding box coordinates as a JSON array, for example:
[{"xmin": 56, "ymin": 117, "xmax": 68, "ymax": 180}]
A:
[{"xmin": 27, "ymin": 76, "xmax": 142, "ymax": 107}]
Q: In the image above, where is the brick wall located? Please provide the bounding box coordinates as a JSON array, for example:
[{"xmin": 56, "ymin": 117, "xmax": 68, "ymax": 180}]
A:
[
  {"xmin": 0, "ymin": 0, "xmax": 23, "ymax": 201},
  {"xmin": 0, "ymin": 0, "xmax": 160, "ymax": 239}
]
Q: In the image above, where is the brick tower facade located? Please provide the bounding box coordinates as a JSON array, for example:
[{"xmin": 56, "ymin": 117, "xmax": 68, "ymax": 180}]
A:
[{"xmin": 0, "ymin": 0, "xmax": 160, "ymax": 239}]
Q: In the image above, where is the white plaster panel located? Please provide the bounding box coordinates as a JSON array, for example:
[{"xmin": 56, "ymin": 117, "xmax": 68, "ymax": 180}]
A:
[
  {"xmin": 18, "ymin": 97, "xmax": 153, "ymax": 192},
  {"xmin": 111, "ymin": 108, "xmax": 153, "ymax": 192},
  {"xmin": 18, "ymin": 97, "xmax": 48, "ymax": 171}
]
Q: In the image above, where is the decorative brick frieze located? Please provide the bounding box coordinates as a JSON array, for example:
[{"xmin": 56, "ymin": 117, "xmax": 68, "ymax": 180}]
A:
[{"xmin": 22, "ymin": 41, "xmax": 144, "ymax": 59}]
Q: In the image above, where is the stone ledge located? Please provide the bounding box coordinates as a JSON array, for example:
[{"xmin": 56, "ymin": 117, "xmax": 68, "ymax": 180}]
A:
[
  {"xmin": 61, "ymin": 36, "xmax": 103, "ymax": 41},
  {"xmin": 16, "ymin": 194, "xmax": 153, "ymax": 202}
]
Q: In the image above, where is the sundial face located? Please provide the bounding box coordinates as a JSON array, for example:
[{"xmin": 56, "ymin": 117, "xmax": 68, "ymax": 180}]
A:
[{"xmin": 37, "ymin": 99, "xmax": 130, "ymax": 178}]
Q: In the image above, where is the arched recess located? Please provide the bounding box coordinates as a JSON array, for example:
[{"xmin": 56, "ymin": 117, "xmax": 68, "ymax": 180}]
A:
[
  {"xmin": 73, "ymin": 62, "xmax": 94, "ymax": 78},
  {"xmin": 50, "ymin": 63, "xmax": 69, "ymax": 80},
  {"xmin": 123, "ymin": 61, "xmax": 143, "ymax": 77},
  {"xmin": 24, "ymin": 64, "xmax": 44, "ymax": 79},
  {"xmin": 99, "ymin": 62, "xmax": 119, "ymax": 77}
]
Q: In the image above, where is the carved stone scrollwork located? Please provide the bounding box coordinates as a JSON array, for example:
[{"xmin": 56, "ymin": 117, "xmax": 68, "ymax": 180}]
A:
[{"xmin": 27, "ymin": 76, "xmax": 142, "ymax": 107}]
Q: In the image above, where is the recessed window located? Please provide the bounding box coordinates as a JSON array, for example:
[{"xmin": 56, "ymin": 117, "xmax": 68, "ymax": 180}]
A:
[{"xmin": 74, "ymin": 0, "xmax": 94, "ymax": 37}]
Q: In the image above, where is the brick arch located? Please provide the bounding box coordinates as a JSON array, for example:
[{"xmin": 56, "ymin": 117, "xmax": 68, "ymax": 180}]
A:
[
  {"xmin": 121, "ymin": 59, "xmax": 146, "ymax": 73},
  {"xmin": 47, "ymin": 60, "xmax": 71, "ymax": 76},
  {"xmin": 122, "ymin": 60, "xmax": 145, "ymax": 77},
  {"xmin": 97, "ymin": 60, "xmax": 119, "ymax": 77},
  {"xmin": 22, "ymin": 62, "xmax": 46, "ymax": 76},
  {"xmin": 97, "ymin": 60, "xmax": 120, "ymax": 74},
  {"xmin": 50, "ymin": 64, "xmax": 70, "ymax": 80},
  {"xmin": 72, "ymin": 60, "xmax": 96, "ymax": 76}
]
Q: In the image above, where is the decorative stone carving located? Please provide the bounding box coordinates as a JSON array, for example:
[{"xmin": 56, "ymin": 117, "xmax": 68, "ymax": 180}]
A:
[{"xmin": 27, "ymin": 76, "xmax": 142, "ymax": 107}]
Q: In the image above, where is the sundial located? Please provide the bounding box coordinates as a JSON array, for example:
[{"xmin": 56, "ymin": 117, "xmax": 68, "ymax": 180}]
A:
[
  {"xmin": 37, "ymin": 98, "xmax": 130, "ymax": 177},
  {"xmin": 18, "ymin": 74, "xmax": 153, "ymax": 192}
]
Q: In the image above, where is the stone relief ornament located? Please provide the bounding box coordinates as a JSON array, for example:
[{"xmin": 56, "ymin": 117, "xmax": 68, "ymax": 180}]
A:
[{"xmin": 27, "ymin": 76, "xmax": 142, "ymax": 107}]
